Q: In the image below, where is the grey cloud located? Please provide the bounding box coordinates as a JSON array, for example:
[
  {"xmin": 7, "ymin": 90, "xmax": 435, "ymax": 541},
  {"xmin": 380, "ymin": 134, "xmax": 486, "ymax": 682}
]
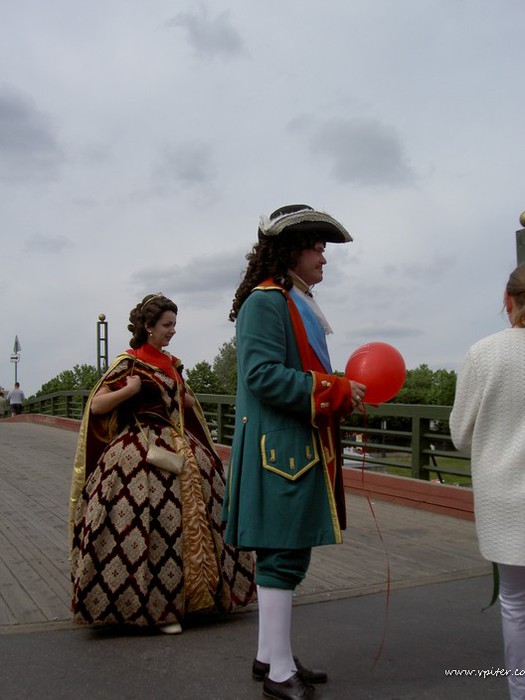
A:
[
  {"xmin": 348, "ymin": 323, "xmax": 424, "ymax": 342},
  {"xmin": 401, "ymin": 255, "xmax": 455, "ymax": 281},
  {"xmin": 77, "ymin": 142, "xmax": 112, "ymax": 164},
  {"xmin": 168, "ymin": 7, "xmax": 245, "ymax": 59},
  {"xmin": 322, "ymin": 247, "xmax": 360, "ymax": 277},
  {"xmin": 287, "ymin": 115, "xmax": 315, "ymax": 133},
  {"xmin": 0, "ymin": 87, "xmax": 62, "ymax": 181},
  {"xmin": 24, "ymin": 235, "xmax": 71, "ymax": 254},
  {"xmin": 132, "ymin": 249, "xmax": 245, "ymax": 304},
  {"xmin": 384, "ymin": 254, "xmax": 455, "ymax": 282},
  {"xmin": 152, "ymin": 142, "xmax": 216, "ymax": 189},
  {"xmin": 308, "ymin": 118, "xmax": 414, "ymax": 187},
  {"xmin": 326, "ymin": 276, "xmax": 413, "ymax": 321}
]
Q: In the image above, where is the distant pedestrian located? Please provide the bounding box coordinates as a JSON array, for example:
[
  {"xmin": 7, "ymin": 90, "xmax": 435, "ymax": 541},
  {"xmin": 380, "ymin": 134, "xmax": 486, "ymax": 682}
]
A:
[
  {"xmin": 7, "ymin": 382, "xmax": 25, "ymax": 416},
  {"xmin": 0, "ymin": 390, "xmax": 6, "ymax": 416},
  {"xmin": 450, "ymin": 262, "xmax": 525, "ymax": 700}
]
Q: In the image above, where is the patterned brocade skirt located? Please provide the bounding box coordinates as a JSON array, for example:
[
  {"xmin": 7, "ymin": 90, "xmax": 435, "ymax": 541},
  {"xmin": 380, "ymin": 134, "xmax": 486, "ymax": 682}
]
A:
[{"xmin": 71, "ymin": 424, "xmax": 255, "ymax": 627}]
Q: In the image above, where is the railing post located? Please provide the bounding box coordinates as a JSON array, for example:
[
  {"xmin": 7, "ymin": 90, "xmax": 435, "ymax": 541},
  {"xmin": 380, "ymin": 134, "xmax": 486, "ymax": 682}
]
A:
[
  {"xmin": 216, "ymin": 401, "xmax": 226, "ymax": 444},
  {"xmin": 411, "ymin": 414, "xmax": 431, "ymax": 480}
]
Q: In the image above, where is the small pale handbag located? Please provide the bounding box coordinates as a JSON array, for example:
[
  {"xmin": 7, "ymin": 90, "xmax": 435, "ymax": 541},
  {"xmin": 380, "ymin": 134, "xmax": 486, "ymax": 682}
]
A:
[{"xmin": 135, "ymin": 418, "xmax": 186, "ymax": 475}]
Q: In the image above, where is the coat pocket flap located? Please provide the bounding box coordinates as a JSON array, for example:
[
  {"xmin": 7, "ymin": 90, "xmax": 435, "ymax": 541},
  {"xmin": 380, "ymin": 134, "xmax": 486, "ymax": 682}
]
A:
[{"xmin": 261, "ymin": 429, "xmax": 319, "ymax": 480}]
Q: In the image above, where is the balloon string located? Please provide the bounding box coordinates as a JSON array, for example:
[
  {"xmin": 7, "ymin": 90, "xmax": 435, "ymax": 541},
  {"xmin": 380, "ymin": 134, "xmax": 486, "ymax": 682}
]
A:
[{"xmin": 360, "ymin": 407, "xmax": 391, "ymax": 670}]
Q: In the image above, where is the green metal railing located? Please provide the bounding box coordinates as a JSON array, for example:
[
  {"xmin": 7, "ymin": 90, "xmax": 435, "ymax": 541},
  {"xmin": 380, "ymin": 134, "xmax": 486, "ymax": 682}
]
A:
[
  {"xmin": 195, "ymin": 394, "xmax": 237, "ymax": 444},
  {"xmin": 16, "ymin": 390, "xmax": 90, "ymax": 421},
  {"xmin": 8, "ymin": 392, "xmax": 470, "ymax": 484},
  {"xmin": 340, "ymin": 403, "xmax": 469, "ymax": 482}
]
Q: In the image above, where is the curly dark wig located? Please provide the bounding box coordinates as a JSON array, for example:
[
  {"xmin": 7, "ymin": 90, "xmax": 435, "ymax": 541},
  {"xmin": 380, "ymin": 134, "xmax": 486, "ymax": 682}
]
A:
[
  {"xmin": 128, "ymin": 294, "xmax": 178, "ymax": 349},
  {"xmin": 229, "ymin": 228, "xmax": 324, "ymax": 321}
]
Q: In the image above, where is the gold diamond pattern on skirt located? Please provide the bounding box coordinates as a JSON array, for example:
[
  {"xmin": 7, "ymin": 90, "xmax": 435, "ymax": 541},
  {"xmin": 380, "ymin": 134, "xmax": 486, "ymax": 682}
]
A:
[
  {"xmin": 117, "ymin": 584, "xmax": 143, "ymax": 617},
  {"xmin": 148, "ymin": 471, "xmax": 167, "ymax": 505},
  {"xmin": 124, "ymin": 526, "xmax": 148, "ymax": 565},
  {"xmin": 102, "ymin": 555, "xmax": 131, "ymax": 592},
  {"xmin": 148, "ymin": 587, "xmax": 169, "ymax": 617},
  {"xmin": 109, "ymin": 498, "xmax": 137, "ymax": 535},
  {"xmin": 84, "ymin": 583, "xmax": 110, "ymax": 619},
  {"xmin": 76, "ymin": 552, "xmax": 96, "ymax": 588},
  {"xmin": 128, "ymin": 473, "xmax": 149, "ymax": 506},
  {"xmin": 92, "ymin": 528, "xmax": 117, "ymax": 565},
  {"xmin": 149, "ymin": 533, "xmax": 168, "ymax": 566}
]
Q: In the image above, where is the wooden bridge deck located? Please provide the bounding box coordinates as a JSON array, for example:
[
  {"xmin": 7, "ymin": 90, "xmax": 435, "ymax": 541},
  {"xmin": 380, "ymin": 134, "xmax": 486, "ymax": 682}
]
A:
[{"xmin": 0, "ymin": 419, "xmax": 490, "ymax": 632}]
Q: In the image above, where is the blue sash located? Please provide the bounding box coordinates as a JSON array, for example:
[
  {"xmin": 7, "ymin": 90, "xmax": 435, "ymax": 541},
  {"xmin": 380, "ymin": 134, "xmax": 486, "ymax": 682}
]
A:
[{"xmin": 289, "ymin": 288, "xmax": 332, "ymax": 373}]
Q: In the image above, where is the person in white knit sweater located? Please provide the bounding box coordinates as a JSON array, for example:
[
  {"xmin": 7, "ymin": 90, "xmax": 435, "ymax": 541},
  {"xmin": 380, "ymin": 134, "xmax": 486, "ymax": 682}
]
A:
[{"xmin": 450, "ymin": 263, "xmax": 525, "ymax": 700}]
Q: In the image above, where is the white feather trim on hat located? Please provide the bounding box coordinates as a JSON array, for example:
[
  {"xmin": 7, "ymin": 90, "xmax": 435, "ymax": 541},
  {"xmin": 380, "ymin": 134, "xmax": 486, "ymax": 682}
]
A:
[{"xmin": 258, "ymin": 214, "xmax": 274, "ymax": 233}]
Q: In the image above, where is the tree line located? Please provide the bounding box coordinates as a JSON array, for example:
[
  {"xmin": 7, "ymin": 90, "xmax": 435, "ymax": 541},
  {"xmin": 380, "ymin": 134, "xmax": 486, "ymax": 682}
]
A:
[{"xmin": 29, "ymin": 338, "xmax": 457, "ymax": 406}]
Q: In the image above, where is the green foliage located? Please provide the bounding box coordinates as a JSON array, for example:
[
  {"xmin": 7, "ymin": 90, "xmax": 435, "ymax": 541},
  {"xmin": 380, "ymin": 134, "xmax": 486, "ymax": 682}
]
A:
[
  {"xmin": 34, "ymin": 364, "xmax": 100, "ymax": 397},
  {"xmin": 212, "ymin": 337, "xmax": 237, "ymax": 394},
  {"xmin": 395, "ymin": 364, "xmax": 457, "ymax": 406},
  {"xmin": 334, "ymin": 364, "xmax": 456, "ymax": 406},
  {"xmin": 186, "ymin": 337, "xmax": 237, "ymax": 396},
  {"xmin": 186, "ymin": 361, "xmax": 224, "ymax": 395},
  {"xmin": 188, "ymin": 346, "xmax": 457, "ymax": 407}
]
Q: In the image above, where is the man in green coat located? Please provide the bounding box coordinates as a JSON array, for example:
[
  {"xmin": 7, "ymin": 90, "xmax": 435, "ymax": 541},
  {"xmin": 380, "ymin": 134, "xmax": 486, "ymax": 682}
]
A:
[{"xmin": 223, "ymin": 204, "xmax": 365, "ymax": 700}]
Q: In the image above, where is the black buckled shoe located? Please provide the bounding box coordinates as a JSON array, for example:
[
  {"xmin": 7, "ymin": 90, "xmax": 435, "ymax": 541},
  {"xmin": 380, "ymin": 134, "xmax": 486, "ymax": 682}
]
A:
[
  {"xmin": 253, "ymin": 657, "xmax": 327, "ymax": 684},
  {"xmin": 263, "ymin": 672, "xmax": 315, "ymax": 700}
]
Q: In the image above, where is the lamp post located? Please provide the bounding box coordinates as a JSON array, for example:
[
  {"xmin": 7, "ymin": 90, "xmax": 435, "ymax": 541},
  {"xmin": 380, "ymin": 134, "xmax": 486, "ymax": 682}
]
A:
[
  {"xmin": 97, "ymin": 314, "xmax": 109, "ymax": 376},
  {"xmin": 10, "ymin": 335, "xmax": 21, "ymax": 384},
  {"xmin": 517, "ymin": 211, "xmax": 525, "ymax": 265}
]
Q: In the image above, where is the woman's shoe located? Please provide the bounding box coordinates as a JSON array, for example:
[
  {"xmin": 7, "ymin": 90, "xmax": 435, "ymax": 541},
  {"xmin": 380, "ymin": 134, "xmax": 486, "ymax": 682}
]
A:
[
  {"xmin": 159, "ymin": 623, "xmax": 182, "ymax": 634},
  {"xmin": 263, "ymin": 672, "xmax": 315, "ymax": 699}
]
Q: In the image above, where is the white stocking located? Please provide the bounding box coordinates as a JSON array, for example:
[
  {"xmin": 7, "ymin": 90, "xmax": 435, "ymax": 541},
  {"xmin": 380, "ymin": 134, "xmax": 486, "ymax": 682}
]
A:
[
  {"xmin": 256, "ymin": 585, "xmax": 297, "ymax": 682},
  {"xmin": 499, "ymin": 564, "xmax": 525, "ymax": 700}
]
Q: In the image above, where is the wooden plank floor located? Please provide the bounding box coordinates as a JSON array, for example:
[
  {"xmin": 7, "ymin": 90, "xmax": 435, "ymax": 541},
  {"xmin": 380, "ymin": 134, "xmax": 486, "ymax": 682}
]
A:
[{"xmin": 0, "ymin": 421, "xmax": 490, "ymax": 632}]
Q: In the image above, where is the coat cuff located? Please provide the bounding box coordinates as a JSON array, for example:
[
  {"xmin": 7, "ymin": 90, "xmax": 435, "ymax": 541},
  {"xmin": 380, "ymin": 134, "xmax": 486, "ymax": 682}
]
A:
[{"xmin": 309, "ymin": 371, "xmax": 353, "ymax": 423}]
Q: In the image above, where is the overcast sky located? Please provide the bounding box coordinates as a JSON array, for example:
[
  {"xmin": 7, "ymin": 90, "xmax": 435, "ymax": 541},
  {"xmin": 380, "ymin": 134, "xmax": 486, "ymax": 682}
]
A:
[{"xmin": 1, "ymin": 0, "xmax": 524, "ymax": 396}]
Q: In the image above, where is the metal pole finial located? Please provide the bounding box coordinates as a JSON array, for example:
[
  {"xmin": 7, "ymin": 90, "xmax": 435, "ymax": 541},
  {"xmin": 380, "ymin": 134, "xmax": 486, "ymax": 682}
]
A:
[{"xmin": 517, "ymin": 213, "xmax": 525, "ymax": 266}]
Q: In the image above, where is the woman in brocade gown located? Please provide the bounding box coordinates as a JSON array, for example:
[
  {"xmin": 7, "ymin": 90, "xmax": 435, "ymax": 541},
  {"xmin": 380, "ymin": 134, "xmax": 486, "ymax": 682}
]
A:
[{"xmin": 70, "ymin": 293, "xmax": 255, "ymax": 632}]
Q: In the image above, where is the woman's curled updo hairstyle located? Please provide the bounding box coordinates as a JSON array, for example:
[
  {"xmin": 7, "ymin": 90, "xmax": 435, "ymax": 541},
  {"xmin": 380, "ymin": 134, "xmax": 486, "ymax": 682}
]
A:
[{"xmin": 128, "ymin": 293, "xmax": 178, "ymax": 349}]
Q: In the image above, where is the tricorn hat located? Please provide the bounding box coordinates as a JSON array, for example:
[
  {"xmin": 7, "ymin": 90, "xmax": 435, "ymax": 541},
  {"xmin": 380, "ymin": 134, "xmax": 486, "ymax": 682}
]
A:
[{"xmin": 258, "ymin": 204, "xmax": 352, "ymax": 243}]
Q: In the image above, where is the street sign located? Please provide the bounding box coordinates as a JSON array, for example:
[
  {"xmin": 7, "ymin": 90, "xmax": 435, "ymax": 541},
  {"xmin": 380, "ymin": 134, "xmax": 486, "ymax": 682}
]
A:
[{"xmin": 10, "ymin": 354, "xmax": 19, "ymax": 362}]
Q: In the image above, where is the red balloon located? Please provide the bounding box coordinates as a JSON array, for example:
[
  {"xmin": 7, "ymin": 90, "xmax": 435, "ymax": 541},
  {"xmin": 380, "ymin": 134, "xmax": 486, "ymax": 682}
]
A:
[{"xmin": 345, "ymin": 342, "xmax": 406, "ymax": 404}]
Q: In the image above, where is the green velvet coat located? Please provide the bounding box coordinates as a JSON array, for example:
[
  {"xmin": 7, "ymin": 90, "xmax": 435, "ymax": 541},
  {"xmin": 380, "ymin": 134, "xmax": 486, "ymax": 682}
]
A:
[{"xmin": 223, "ymin": 283, "xmax": 353, "ymax": 550}]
